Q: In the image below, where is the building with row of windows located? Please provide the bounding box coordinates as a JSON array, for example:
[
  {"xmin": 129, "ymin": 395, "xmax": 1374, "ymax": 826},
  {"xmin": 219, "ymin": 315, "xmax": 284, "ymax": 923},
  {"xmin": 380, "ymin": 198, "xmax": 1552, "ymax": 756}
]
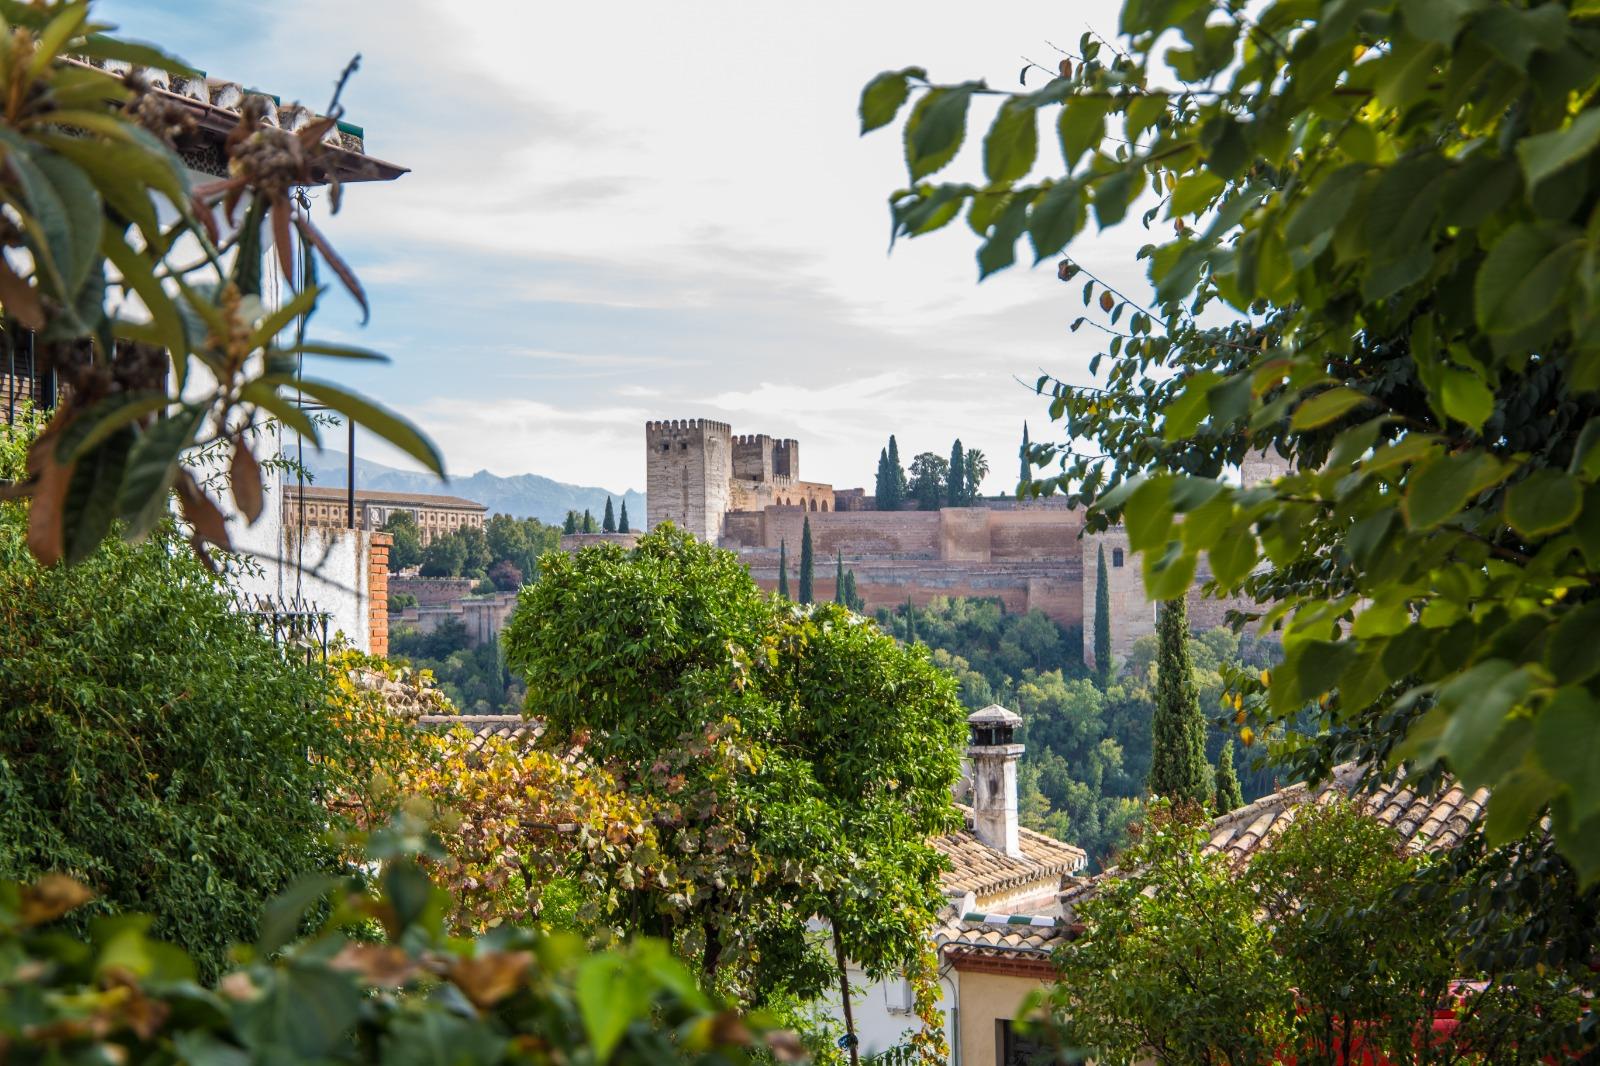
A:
[{"xmin": 283, "ymin": 486, "xmax": 488, "ymax": 546}]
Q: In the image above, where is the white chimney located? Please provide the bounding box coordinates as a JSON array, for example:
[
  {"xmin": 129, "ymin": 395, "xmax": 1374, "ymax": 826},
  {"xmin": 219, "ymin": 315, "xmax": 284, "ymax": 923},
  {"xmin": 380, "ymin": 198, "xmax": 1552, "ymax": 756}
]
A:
[{"xmin": 967, "ymin": 704, "xmax": 1024, "ymax": 858}]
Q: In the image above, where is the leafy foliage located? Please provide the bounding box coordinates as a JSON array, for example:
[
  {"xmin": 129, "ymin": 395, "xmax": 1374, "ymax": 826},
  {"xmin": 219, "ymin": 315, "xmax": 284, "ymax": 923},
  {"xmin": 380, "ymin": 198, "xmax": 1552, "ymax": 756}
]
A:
[
  {"xmin": 0, "ymin": 832, "xmax": 782, "ymax": 1066},
  {"xmin": 1213, "ymin": 738, "xmax": 1243, "ymax": 813},
  {"xmin": 0, "ymin": 1, "xmax": 441, "ymax": 568},
  {"xmin": 865, "ymin": 0, "xmax": 1600, "ymax": 881},
  {"xmin": 381, "ymin": 509, "xmax": 423, "ymax": 571},
  {"xmin": 0, "ymin": 414, "xmax": 381, "ymax": 980},
  {"xmin": 798, "ymin": 516, "xmax": 814, "ymax": 603},
  {"xmin": 389, "ymin": 618, "xmax": 520, "ymax": 714},
  {"xmin": 502, "ymin": 526, "xmax": 965, "ymax": 1049},
  {"xmin": 1043, "ymin": 802, "xmax": 1589, "ymax": 1065},
  {"xmin": 894, "ymin": 595, "xmax": 1280, "ymax": 864}
]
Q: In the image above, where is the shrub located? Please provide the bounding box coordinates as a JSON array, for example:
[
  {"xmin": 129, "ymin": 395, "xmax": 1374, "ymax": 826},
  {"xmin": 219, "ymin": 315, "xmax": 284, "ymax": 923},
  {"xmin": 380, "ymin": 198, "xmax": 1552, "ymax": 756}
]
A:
[{"xmin": 0, "ymin": 412, "xmax": 378, "ymax": 979}]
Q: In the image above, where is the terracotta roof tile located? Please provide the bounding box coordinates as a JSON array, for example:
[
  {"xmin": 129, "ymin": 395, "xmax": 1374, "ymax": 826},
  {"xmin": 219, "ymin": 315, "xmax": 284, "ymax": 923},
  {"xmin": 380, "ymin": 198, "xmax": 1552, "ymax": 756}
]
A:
[
  {"xmin": 1060, "ymin": 762, "xmax": 1489, "ymax": 917},
  {"xmin": 416, "ymin": 714, "xmax": 544, "ymax": 754},
  {"xmin": 931, "ymin": 906, "xmax": 1067, "ymax": 958},
  {"xmin": 932, "ymin": 805, "xmax": 1087, "ymax": 899}
]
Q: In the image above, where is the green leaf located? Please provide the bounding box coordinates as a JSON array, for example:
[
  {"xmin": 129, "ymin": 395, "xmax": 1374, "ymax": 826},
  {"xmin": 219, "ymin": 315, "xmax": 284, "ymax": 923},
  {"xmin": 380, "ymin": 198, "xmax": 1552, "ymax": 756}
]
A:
[
  {"xmin": 257, "ymin": 875, "xmax": 339, "ymax": 955},
  {"xmin": 1124, "ymin": 476, "xmax": 1174, "ymax": 552},
  {"xmin": 983, "ymin": 98, "xmax": 1039, "ymax": 184},
  {"xmin": 270, "ymin": 377, "xmax": 444, "ymax": 476},
  {"xmin": 1535, "ymin": 687, "xmax": 1600, "ymax": 823},
  {"xmin": 1027, "ymin": 180, "xmax": 1081, "ymax": 260},
  {"xmin": 1290, "ymin": 386, "xmax": 1371, "ymax": 430},
  {"xmin": 1167, "ymin": 171, "xmax": 1223, "ymax": 218},
  {"xmin": 240, "ymin": 381, "xmax": 320, "ymax": 442},
  {"xmin": 1208, "ymin": 523, "xmax": 1258, "ymax": 587},
  {"xmin": 1435, "ymin": 367, "xmax": 1495, "ymax": 430},
  {"xmin": 1516, "ymin": 108, "xmax": 1600, "ymax": 193},
  {"xmin": 1092, "ymin": 169, "xmax": 1136, "ymax": 229},
  {"xmin": 1403, "ymin": 451, "xmax": 1508, "ymax": 530},
  {"xmin": 1545, "ymin": 601, "xmax": 1600, "ymax": 686},
  {"xmin": 1436, "ymin": 661, "xmax": 1532, "ymax": 785},
  {"xmin": 238, "ymin": 963, "xmax": 362, "ymax": 1060},
  {"xmin": 1143, "ymin": 540, "xmax": 1197, "ymax": 600},
  {"xmin": 1504, "ymin": 468, "xmax": 1583, "ymax": 539},
  {"xmin": 61, "ymin": 426, "xmax": 132, "ymax": 566},
  {"xmin": 860, "ymin": 69, "xmax": 921, "ymax": 134},
  {"xmin": 576, "ymin": 953, "xmax": 651, "ymax": 1061},
  {"xmin": 1363, "ymin": 152, "xmax": 1446, "ymax": 263},
  {"xmin": 102, "ymin": 225, "xmax": 188, "ymax": 367},
  {"xmin": 905, "ymin": 85, "xmax": 975, "ymax": 181},
  {"xmin": 1283, "ymin": 163, "xmax": 1367, "ymax": 247},
  {"xmin": 1163, "ymin": 371, "xmax": 1222, "ymax": 440},
  {"xmin": 115, "ymin": 405, "xmax": 204, "ymax": 540},
  {"xmin": 1058, "ymin": 96, "xmax": 1111, "ymax": 168},
  {"xmin": 54, "ymin": 389, "xmax": 169, "ymax": 463},
  {"xmin": 1475, "ymin": 223, "xmax": 1581, "ymax": 335},
  {"xmin": 1400, "ymin": 0, "xmax": 1488, "ymax": 43},
  {"xmin": 1483, "ymin": 761, "xmax": 1559, "ymax": 847},
  {"xmin": 30, "ymin": 150, "xmax": 102, "ymax": 300},
  {"xmin": 279, "ymin": 341, "xmax": 392, "ymax": 363}
]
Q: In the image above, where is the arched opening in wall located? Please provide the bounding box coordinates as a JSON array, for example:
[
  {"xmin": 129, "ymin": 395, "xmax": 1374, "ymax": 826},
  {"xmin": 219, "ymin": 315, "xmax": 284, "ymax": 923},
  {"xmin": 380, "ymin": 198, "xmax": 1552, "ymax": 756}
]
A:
[
  {"xmin": 1112, "ymin": 548, "xmax": 1125, "ymax": 568},
  {"xmin": 822, "ymin": 501, "xmax": 829, "ymax": 511},
  {"xmin": 809, "ymin": 499, "xmax": 817, "ymax": 511}
]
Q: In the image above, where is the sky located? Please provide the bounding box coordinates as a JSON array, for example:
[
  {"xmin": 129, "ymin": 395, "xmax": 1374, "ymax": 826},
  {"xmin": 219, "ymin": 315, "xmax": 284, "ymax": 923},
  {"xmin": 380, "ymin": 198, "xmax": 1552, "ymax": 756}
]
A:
[{"xmin": 102, "ymin": 0, "xmax": 1144, "ymax": 497}]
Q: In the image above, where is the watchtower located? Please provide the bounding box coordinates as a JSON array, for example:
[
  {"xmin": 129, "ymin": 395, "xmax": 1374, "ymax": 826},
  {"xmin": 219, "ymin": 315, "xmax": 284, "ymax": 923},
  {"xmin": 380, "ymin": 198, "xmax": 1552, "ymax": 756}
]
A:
[{"xmin": 645, "ymin": 419, "xmax": 733, "ymax": 543}]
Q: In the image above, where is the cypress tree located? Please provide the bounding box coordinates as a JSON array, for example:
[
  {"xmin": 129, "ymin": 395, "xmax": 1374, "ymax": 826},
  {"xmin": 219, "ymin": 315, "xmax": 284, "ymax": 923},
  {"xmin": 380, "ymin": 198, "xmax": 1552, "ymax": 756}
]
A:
[
  {"xmin": 582, "ymin": 509, "xmax": 595, "ymax": 534},
  {"xmin": 834, "ymin": 551, "xmax": 846, "ymax": 604},
  {"xmin": 842, "ymin": 569, "xmax": 860, "ymax": 611},
  {"xmin": 887, "ymin": 435, "xmax": 906, "ymax": 510},
  {"xmin": 905, "ymin": 597, "xmax": 917, "ymax": 644},
  {"xmin": 618, "ymin": 500, "xmax": 630, "ymax": 534},
  {"xmin": 1215, "ymin": 739, "xmax": 1244, "ymax": 813},
  {"xmin": 948, "ymin": 439, "xmax": 966, "ymax": 505},
  {"xmin": 874, "ymin": 448, "xmax": 890, "ymax": 507},
  {"xmin": 1148, "ymin": 595, "xmax": 1210, "ymax": 805},
  {"xmin": 1018, "ymin": 421, "xmax": 1031, "ymax": 491},
  {"xmin": 798, "ymin": 518, "xmax": 815, "ymax": 603},
  {"xmin": 778, "ymin": 540, "xmax": 790, "ymax": 599},
  {"xmin": 1094, "ymin": 544, "xmax": 1112, "ymax": 683},
  {"xmin": 602, "ymin": 497, "xmax": 616, "ymax": 533},
  {"xmin": 563, "ymin": 511, "xmax": 578, "ymax": 535}
]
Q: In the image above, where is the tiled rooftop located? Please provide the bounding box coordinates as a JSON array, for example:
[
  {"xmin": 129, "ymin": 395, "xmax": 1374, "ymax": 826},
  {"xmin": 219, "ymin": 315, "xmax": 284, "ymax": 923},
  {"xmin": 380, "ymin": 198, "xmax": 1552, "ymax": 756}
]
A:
[
  {"xmin": 416, "ymin": 714, "xmax": 544, "ymax": 754},
  {"xmin": 69, "ymin": 57, "xmax": 406, "ymax": 183},
  {"xmin": 933, "ymin": 906, "xmax": 1070, "ymax": 958},
  {"xmin": 1059, "ymin": 762, "xmax": 1489, "ymax": 915},
  {"xmin": 933, "ymin": 804, "xmax": 1087, "ymax": 899}
]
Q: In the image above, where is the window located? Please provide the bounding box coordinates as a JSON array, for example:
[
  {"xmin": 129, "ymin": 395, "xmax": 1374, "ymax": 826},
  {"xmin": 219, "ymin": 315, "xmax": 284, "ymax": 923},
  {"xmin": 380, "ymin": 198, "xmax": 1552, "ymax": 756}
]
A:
[
  {"xmin": 1112, "ymin": 547, "xmax": 1124, "ymax": 568},
  {"xmin": 882, "ymin": 975, "xmax": 912, "ymax": 1014},
  {"xmin": 997, "ymin": 1020, "xmax": 1050, "ymax": 1066}
]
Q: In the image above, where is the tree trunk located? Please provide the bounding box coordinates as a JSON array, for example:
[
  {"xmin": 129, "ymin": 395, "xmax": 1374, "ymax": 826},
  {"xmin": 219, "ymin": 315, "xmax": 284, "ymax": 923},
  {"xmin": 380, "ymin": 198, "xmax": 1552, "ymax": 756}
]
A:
[{"xmin": 832, "ymin": 922, "xmax": 860, "ymax": 1066}]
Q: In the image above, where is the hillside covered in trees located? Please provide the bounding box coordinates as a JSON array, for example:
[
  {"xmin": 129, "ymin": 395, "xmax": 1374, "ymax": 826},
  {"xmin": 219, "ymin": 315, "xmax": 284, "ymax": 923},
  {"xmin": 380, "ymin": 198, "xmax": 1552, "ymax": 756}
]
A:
[{"xmin": 879, "ymin": 596, "xmax": 1280, "ymax": 866}]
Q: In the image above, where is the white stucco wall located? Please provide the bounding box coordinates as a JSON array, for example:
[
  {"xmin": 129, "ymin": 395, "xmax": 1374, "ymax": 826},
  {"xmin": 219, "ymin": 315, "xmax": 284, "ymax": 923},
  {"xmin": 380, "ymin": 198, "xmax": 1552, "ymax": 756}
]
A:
[{"xmin": 818, "ymin": 965, "xmax": 956, "ymax": 1060}]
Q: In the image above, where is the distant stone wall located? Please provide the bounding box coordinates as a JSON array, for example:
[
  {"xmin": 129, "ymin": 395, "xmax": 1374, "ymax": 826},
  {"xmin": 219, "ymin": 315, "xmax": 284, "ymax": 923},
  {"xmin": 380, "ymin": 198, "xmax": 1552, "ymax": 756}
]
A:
[
  {"xmin": 390, "ymin": 576, "xmax": 475, "ymax": 606},
  {"xmin": 1080, "ymin": 528, "xmax": 1152, "ymax": 671}
]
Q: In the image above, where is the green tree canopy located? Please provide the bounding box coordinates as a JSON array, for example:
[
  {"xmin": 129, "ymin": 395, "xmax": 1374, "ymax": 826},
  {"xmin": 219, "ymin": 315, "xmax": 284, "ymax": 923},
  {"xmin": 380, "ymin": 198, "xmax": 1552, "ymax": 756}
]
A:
[
  {"xmin": 0, "ymin": 417, "xmax": 376, "ymax": 979},
  {"xmin": 603, "ymin": 497, "xmax": 616, "ymax": 534},
  {"xmin": 1214, "ymin": 738, "xmax": 1243, "ymax": 813},
  {"xmin": 908, "ymin": 451, "xmax": 948, "ymax": 510},
  {"xmin": 963, "ymin": 447, "xmax": 989, "ymax": 499},
  {"xmin": 564, "ymin": 511, "xmax": 579, "ymax": 535},
  {"xmin": 619, "ymin": 500, "xmax": 631, "ymax": 534},
  {"xmin": 778, "ymin": 539, "xmax": 790, "ymax": 599},
  {"xmin": 863, "ymin": 0, "xmax": 1600, "ymax": 881},
  {"xmin": 501, "ymin": 527, "xmax": 965, "ymax": 1023},
  {"xmin": 382, "ymin": 510, "xmax": 423, "ymax": 571}
]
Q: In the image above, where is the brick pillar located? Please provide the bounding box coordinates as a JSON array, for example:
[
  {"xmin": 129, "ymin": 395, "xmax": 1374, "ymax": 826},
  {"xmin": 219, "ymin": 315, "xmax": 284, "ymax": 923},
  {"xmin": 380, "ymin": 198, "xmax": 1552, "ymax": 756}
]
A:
[{"xmin": 368, "ymin": 532, "xmax": 391, "ymax": 658}]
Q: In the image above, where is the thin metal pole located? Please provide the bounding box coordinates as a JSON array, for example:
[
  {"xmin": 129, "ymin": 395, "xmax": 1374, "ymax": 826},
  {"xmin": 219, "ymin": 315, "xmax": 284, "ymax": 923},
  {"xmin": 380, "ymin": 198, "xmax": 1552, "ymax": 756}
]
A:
[{"xmin": 346, "ymin": 418, "xmax": 355, "ymax": 528}]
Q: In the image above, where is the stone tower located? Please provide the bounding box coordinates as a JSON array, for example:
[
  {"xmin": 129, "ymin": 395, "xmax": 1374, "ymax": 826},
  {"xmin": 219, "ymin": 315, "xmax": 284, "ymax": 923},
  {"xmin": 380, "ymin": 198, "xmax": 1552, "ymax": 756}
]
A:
[
  {"xmin": 645, "ymin": 419, "xmax": 733, "ymax": 543},
  {"xmin": 967, "ymin": 704, "xmax": 1024, "ymax": 858},
  {"xmin": 1241, "ymin": 448, "xmax": 1293, "ymax": 487}
]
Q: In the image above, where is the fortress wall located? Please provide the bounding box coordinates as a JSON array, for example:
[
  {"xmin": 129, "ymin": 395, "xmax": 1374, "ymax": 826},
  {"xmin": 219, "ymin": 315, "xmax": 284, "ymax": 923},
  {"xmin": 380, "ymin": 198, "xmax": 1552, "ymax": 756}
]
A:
[
  {"xmin": 988, "ymin": 509, "xmax": 1086, "ymax": 561},
  {"xmin": 938, "ymin": 508, "xmax": 992, "ymax": 562},
  {"xmin": 732, "ymin": 435, "xmax": 774, "ymax": 482},
  {"xmin": 723, "ymin": 512, "xmax": 765, "ymax": 547},
  {"xmin": 645, "ymin": 419, "xmax": 732, "ymax": 543},
  {"xmin": 756, "ymin": 509, "xmax": 942, "ymax": 557}
]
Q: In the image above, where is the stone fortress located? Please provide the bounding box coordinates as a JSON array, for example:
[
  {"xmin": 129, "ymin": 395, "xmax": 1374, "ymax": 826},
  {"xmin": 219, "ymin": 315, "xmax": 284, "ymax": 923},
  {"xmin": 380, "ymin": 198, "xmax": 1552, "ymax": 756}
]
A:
[{"xmin": 640, "ymin": 419, "xmax": 1287, "ymax": 667}]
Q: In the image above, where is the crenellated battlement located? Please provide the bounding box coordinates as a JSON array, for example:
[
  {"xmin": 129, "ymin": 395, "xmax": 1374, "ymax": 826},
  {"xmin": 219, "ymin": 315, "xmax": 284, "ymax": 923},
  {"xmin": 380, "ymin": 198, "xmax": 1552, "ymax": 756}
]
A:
[{"xmin": 646, "ymin": 418, "xmax": 732, "ymax": 435}]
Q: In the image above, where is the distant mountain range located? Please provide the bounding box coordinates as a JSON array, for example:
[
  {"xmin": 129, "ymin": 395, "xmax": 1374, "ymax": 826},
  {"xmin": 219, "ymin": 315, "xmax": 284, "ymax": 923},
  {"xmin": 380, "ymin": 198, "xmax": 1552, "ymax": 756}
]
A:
[{"xmin": 294, "ymin": 450, "xmax": 646, "ymax": 526}]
